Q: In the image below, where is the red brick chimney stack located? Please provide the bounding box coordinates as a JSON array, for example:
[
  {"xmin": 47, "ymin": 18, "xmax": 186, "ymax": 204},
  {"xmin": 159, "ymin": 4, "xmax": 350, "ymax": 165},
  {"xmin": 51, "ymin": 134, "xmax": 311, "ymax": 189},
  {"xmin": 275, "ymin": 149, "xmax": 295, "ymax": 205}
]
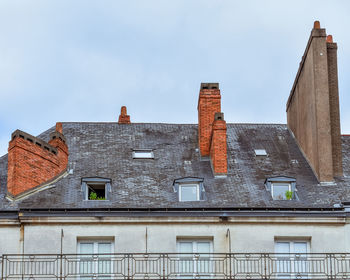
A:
[
  {"xmin": 198, "ymin": 83, "xmax": 227, "ymax": 175},
  {"xmin": 118, "ymin": 106, "xmax": 131, "ymax": 124},
  {"xmin": 197, "ymin": 83, "xmax": 221, "ymax": 157},
  {"xmin": 210, "ymin": 113, "xmax": 227, "ymax": 175},
  {"xmin": 7, "ymin": 123, "xmax": 69, "ymax": 198},
  {"xmin": 286, "ymin": 21, "xmax": 342, "ymax": 182},
  {"xmin": 48, "ymin": 122, "xmax": 69, "ymax": 173}
]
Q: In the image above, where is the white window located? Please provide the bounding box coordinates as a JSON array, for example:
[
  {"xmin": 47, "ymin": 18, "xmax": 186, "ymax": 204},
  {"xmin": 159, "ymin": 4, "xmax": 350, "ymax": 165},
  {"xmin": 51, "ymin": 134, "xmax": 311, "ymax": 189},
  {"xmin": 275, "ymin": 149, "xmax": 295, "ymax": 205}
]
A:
[
  {"xmin": 133, "ymin": 150, "xmax": 154, "ymax": 159},
  {"xmin": 254, "ymin": 149, "xmax": 267, "ymax": 156},
  {"xmin": 275, "ymin": 240, "xmax": 309, "ymax": 279},
  {"xmin": 179, "ymin": 184, "xmax": 200, "ymax": 202},
  {"xmin": 271, "ymin": 182, "xmax": 292, "ymax": 200},
  {"xmin": 177, "ymin": 239, "xmax": 213, "ymax": 278},
  {"xmin": 78, "ymin": 240, "xmax": 113, "ymax": 279}
]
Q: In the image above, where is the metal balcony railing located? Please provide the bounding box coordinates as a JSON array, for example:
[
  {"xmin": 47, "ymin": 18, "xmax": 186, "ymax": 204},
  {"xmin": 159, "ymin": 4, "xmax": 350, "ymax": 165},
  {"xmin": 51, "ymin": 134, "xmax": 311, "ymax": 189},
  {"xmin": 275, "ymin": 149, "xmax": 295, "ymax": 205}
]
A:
[{"xmin": 1, "ymin": 253, "xmax": 350, "ymax": 279}]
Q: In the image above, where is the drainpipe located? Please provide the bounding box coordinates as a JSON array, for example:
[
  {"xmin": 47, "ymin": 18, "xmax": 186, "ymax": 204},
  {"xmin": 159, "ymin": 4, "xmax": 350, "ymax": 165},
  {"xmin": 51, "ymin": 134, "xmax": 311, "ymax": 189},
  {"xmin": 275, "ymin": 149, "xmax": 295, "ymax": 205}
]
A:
[
  {"xmin": 226, "ymin": 229, "xmax": 231, "ymax": 253},
  {"xmin": 145, "ymin": 227, "xmax": 148, "ymax": 253}
]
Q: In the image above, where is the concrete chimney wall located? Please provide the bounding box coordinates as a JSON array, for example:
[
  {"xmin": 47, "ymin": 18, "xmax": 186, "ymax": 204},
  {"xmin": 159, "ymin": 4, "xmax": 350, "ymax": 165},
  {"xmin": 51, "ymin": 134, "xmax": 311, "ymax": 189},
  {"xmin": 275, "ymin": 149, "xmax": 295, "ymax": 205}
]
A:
[
  {"xmin": 210, "ymin": 112, "xmax": 228, "ymax": 175},
  {"xmin": 7, "ymin": 123, "xmax": 69, "ymax": 198},
  {"xmin": 197, "ymin": 83, "xmax": 221, "ymax": 157},
  {"xmin": 326, "ymin": 38, "xmax": 343, "ymax": 176},
  {"xmin": 286, "ymin": 21, "xmax": 342, "ymax": 182}
]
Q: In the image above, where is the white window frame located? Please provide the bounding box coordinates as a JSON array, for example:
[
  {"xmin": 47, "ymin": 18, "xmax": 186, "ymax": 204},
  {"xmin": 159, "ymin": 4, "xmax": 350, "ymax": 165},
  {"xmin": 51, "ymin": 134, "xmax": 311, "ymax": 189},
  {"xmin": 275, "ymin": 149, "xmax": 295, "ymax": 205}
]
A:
[
  {"xmin": 176, "ymin": 239, "xmax": 213, "ymax": 278},
  {"xmin": 77, "ymin": 239, "xmax": 114, "ymax": 278},
  {"xmin": 271, "ymin": 182, "xmax": 292, "ymax": 200},
  {"xmin": 274, "ymin": 239, "xmax": 310, "ymax": 279},
  {"xmin": 178, "ymin": 184, "xmax": 200, "ymax": 202}
]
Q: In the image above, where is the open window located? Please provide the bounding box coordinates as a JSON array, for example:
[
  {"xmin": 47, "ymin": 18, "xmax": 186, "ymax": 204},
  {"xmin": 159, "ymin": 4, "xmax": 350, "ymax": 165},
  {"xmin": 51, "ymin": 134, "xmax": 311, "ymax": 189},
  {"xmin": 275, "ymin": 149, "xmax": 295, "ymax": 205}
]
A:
[
  {"xmin": 173, "ymin": 177, "xmax": 205, "ymax": 202},
  {"xmin": 265, "ymin": 176, "xmax": 297, "ymax": 200},
  {"xmin": 81, "ymin": 177, "xmax": 111, "ymax": 201}
]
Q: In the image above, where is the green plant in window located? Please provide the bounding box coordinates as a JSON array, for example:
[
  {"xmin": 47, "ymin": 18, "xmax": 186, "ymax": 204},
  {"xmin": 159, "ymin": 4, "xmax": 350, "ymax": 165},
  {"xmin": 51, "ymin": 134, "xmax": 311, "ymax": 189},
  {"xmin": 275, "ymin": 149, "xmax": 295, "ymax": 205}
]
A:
[
  {"xmin": 89, "ymin": 192, "xmax": 105, "ymax": 200},
  {"xmin": 89, "ymin": 192, "xmax": 97, "ymax": 200},
  {"xmin": 285, "ymin": 190, "xmax": 293, "ymax": 200}
]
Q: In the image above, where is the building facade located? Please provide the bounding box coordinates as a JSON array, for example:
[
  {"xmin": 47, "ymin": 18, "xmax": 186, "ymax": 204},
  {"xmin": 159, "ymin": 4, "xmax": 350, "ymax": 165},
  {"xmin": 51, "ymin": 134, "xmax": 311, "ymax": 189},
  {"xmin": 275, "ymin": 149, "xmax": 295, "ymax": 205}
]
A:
[{"xmin": 0, "ymin": 21, "xmax": 349, "ymax": 279}]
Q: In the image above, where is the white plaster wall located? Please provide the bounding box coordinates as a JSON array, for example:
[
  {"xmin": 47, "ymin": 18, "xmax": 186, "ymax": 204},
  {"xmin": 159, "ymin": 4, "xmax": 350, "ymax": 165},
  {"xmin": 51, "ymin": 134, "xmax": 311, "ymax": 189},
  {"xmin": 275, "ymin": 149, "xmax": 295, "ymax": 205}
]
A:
[
  {"xmin": 0, "ymin": 226, "xmax": 21, "ymax": 254},
  {"xmin": 20, "ymin": 221, "xmax": 346, "ymax": 254}
]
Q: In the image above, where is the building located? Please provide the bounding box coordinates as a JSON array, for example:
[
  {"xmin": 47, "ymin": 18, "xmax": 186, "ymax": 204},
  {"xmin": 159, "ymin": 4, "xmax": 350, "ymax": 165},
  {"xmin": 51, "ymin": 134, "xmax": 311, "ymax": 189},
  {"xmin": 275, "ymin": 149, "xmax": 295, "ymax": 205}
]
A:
[{"xmin": 0, "ymin": 21, "xmax": 349, "ymax": 279}]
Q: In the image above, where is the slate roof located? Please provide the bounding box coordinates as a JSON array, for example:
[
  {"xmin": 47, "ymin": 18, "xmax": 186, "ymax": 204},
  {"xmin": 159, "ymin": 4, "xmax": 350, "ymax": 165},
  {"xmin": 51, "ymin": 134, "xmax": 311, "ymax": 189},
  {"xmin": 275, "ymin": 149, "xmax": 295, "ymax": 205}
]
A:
[{"xmin": 0, "ymin": 122, "xmax": 350, "ymax": 210}]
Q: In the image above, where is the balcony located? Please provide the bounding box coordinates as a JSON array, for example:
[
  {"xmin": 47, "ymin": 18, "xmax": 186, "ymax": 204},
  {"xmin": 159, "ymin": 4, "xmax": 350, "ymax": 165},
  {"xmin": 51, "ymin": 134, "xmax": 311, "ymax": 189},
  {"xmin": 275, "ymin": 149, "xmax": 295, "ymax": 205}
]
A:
[{"xmin": 0, "ymin": 253, "xmax": 350, "ymax": 279}]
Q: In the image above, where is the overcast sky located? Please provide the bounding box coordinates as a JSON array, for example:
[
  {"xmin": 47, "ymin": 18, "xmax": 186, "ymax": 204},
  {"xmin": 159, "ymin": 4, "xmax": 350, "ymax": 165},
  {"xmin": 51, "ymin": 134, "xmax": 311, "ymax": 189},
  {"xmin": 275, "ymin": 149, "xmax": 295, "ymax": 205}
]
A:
[{"xmin": 0, "ymin": 0, "xmax": 349, "ymax": 156}]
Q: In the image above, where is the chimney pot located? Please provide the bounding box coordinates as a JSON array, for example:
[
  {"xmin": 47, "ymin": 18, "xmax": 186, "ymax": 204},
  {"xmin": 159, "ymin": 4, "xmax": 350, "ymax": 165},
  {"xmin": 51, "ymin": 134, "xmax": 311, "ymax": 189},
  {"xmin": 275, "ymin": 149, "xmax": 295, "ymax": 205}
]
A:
[
  {"xmin": 56, "ymin": 122, "xmax": 63, "ymax": 134},
  {"xmin": 314, "ymin": 20, "xmax": 321, "ymax": 29},
  {"xmin": 326, "ymin": 35, "xmax": 333, "ymax": 43},
  {"xmin": 118, "ymin": 106, "xmax": 131, "ymax": 124}
]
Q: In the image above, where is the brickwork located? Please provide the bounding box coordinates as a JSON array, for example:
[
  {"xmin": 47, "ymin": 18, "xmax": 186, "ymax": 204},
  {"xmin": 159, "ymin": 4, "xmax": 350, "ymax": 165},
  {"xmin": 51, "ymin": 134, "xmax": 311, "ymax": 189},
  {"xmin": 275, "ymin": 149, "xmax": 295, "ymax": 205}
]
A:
[
  {"xmin": 327, "ymin": 40, "xmax": 343, "ymax": 176},
  {"xmin": 210, "ymin": 113, "xmax": 227, "ymax": 175},
  {"xmin": 118, "ymin": 106, "xmax": 131, "ymax": 124},
  {"xmin": 286, "ymin": 21, "xmax": 342, "ymax": 182},
  {"xmin": 198, "ymin": 83, "xmax": 221, "ymax": 157},
  {"xmin": 7, "ymin": 124, "xmax": 68, "ymax": 197}
]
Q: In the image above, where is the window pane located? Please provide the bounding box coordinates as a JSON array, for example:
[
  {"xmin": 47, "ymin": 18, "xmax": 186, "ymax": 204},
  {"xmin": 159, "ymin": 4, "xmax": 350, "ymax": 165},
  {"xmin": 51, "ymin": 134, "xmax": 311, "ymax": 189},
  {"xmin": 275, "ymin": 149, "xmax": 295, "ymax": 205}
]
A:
[
  {"xmin": 98, "ymin": 243, "xmax": 112, "ymax": 254},
  {"xmin": 80, "ymin": 243, "xmax": 94, "ymax": 254},
  {"xmin": 133, "ymin": 151, "xmax": 154, "ymax": 158},
  {"xmin": 179, "ymin": 242, "xmax": 193, "ymax": 253},
  {"xmin": 275, "ymin": 242, "xmax": 290, "ymax": 253},
  {"xmin": 197, "ymin": 242, "xmax": 210, "ymax": 253},
  {"xmin": 98, "ymin": 243, "xmax": 112, "ymax": 277},
  {"xmin": 79, "ymin": 243, "xmax": 94, "ymax": 277},
  {"xmin": 294, "ymin": 242, "xmax": 307, "ymax": 254},
  {"xmin": 272, "ymin": 184, "xmax": 290, "ymax": 200},
  {"xmin": 180, "ymin": 185, "xmax": 198, "ymax": 201}
]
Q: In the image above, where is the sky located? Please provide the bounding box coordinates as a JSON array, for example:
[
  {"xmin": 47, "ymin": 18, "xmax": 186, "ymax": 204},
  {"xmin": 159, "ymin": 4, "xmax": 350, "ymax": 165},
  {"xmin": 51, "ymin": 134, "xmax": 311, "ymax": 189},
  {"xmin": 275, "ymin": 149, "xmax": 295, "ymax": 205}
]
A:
[{"xmin": 0, "ymin": 0, "xmax": 349, "ymax": 156}]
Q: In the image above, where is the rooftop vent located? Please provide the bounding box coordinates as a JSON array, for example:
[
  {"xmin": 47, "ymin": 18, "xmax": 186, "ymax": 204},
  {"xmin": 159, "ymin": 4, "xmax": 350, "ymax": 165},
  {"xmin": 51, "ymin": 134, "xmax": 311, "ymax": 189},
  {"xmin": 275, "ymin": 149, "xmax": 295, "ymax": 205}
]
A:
[{"xmin": 254, "ymin": 149, "xmax": 267, "ymax": 156}]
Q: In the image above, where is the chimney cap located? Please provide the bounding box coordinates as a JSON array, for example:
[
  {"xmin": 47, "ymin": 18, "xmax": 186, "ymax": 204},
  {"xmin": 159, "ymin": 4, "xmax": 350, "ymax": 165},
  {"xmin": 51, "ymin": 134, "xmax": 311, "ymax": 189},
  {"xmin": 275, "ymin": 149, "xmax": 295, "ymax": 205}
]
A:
[
  {"xmin": 214, "ymin": 112, "xmax": 224, "ymax": 121},
  {"xmin": 200, "ymin": 83, "xmax": 219, "ymax": 90}
]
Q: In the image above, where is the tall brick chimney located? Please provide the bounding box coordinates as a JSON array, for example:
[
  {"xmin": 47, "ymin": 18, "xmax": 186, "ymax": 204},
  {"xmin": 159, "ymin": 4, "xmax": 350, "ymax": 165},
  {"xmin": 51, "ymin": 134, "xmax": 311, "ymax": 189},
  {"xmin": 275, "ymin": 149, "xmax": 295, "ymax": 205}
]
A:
[
  {"xmin": 198, "ymin": 83, "xmax": 221, "ymax": 157},
  {"xmin": 210, "ymin": 113, "xmax": 227, "ymax": 175},
  {"xmin": 286, "ymin": 21, "xmax": 342, "ymax": 182},
  {"xmin": 118, "ymin": 106, "xmax": 131, "ymax": 124},
  {"xmin": 198, "ymin": 83, "xmax": 227, "ymax": 176},
  {"xmin": 7, "ymin": 123, "xmax": 69, "ymax": 198}
]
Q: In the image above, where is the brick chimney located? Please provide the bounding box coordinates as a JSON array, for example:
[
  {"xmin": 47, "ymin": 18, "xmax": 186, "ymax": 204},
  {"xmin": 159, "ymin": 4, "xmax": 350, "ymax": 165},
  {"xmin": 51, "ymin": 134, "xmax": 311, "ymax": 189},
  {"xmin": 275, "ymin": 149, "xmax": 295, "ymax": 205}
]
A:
[
  {"xmin": 210, "ymin": 113, "xmax": 227, "ymax": 175},
  {"xmin": 118, "ymin": 106, "xmax": 131, "ymax": 124},
  {"xmin": 198, "ymin": 83, "xmax": 221, "ymax": 157},
  {"xmin": 7, "ymin": 123, "xmax": 69, "ymax": 198},
  {"xmin": 286, "ymin": 21, "xmax": 342, "ymax": 182}
]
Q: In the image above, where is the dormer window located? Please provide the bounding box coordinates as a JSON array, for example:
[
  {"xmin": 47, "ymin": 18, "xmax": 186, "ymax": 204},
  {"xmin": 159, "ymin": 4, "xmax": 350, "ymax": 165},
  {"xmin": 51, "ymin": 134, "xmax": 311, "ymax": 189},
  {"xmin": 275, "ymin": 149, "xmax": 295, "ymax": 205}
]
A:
[
  {"xmin": 179, "ymin": 184, "xmax": 200, "ymax": 201},
  {"xmin": 265, "ymin": 176, "xmax": 297, "ymax": 200},
  {"xmin": 81, "ymin": 177, "xmax": 111, "ymax": 200},
  {"xmin": 133, "ymin": 149, "xmax": 154, "ymax": 159},
  {"xmin": 173, "ymin": 178, "xmax": 205, "ymax": 202}
]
